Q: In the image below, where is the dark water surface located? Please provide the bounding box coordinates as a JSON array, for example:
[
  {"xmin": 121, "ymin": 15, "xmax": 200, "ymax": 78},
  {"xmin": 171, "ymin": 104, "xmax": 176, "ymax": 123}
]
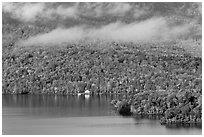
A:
[{"xmin": 2, "ymin": 95, "xmax": 202, "ymax": 135}]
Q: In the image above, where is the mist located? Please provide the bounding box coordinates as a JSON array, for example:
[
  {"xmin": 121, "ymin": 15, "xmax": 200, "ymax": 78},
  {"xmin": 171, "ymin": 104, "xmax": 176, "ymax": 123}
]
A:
[{"xmin": 18, "ymin": 17, "xmax": 195, "ymax": 46}]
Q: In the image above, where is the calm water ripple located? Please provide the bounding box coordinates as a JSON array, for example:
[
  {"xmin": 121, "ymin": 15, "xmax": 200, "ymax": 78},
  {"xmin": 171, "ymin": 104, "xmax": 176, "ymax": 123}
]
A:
[{"xmin": 2, "ymin": 95, "xmax": 202, "ymax": 135}]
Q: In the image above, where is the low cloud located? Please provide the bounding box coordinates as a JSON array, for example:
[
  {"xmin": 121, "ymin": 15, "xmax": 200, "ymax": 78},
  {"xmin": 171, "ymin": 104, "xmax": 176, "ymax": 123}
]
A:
[
  {"xmin": 3, "ymin": 2, "xmax": 201, "ymax": 47},
  {"xmin": 19, "ymin": 17, "xmax": 194, "ymax": 46},
  {"xmin": 104, "ymin": 3, "xmax": 132, "ymax": 16},
  {"xmin": 3, "ymin": 2, "xmax": 201, "ymax": 24},
  {"xmin": 3, "ymin": 3, "xmax": 46, "ymax": 22},
  {"xmin": 2, "ymin": 2, "xmax": 134, "ymax": 22},
  {"xmin": 55, "ymin": 5, "xmax": 78, "ymax": 18},
  {"xmin": 3, "ymin": 3, "xmax": 78, "ymax": 22}
]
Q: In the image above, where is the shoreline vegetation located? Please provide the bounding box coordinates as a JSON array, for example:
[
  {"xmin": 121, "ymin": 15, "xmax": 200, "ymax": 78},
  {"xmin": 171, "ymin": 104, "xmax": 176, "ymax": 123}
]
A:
[{"xmin": 2, "ymin": 23, "xmax": 202, "ymax": 126}]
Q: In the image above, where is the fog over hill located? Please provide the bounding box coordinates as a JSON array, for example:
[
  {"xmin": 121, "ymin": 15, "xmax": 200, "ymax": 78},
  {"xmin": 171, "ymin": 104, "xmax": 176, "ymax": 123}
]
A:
[{"xmin": 2, "ymin": 2, "xmax": 202, "ymax": 46}]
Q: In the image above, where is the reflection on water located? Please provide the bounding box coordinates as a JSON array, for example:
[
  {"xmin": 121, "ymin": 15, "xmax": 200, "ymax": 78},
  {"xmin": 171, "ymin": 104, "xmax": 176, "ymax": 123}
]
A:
[
  {"xmin": 132, "ymin": 115, "xmax": 202, "ymax": 129},
  {"xmin": 165, "ymin": 123, "xmax": 202, "ymax": 129},
  {"xmin": 2, "ymin": 94, "xmax": 115, "ymax": 118},
  {"xmin": 133, "ymin": 114, "xmax": 162, "ymax": 120},
  {"xmin": 2, "ymin": 95, "xmax": 202, "ymax": 135}
]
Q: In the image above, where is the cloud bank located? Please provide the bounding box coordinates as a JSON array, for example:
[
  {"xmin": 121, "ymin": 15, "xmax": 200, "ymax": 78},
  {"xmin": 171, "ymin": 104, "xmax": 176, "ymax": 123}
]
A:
[
  {"xmin": 2, "ymin": 2, "xmax": 137, "ymax": 22},
  {"xmin": 3, "ymin": 2, "xmax": 201, "ymax": 47},
  {"xmin": 19, "ymin": 17, "xmax": 195, "ymax": 46},
  {"xmin": 3, "ymin": 3, "xmax": 46, "ymax": 22},
  {"xmin": 4, "ymin": 2, "xmax": 201, "ymax": 23}
]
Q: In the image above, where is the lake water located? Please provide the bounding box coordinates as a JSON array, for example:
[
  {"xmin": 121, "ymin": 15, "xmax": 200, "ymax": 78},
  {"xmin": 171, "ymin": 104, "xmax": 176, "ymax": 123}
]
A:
[{"xmin": 2, "ymin": 95, "xmax": 202, "ymax": 135}]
